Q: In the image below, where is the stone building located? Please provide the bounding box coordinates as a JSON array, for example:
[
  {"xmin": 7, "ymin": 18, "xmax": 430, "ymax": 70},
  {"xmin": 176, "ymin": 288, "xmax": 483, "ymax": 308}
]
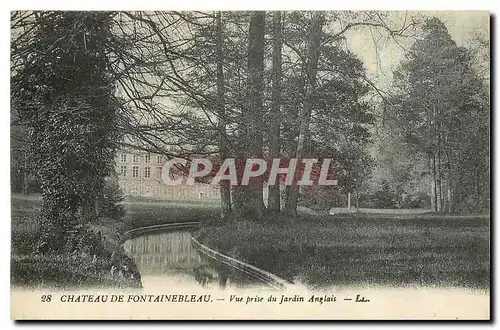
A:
[{"xmin": 114, "ymin": 150, "xmax": 220, "ymax": 200}]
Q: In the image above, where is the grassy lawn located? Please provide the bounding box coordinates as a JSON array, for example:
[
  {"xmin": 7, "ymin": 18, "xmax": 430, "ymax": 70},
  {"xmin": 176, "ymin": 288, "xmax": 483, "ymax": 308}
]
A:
[
  {"xmin": 197, "ymin": 214, "xmax": 490, "ymax": 289},
  {"xmin": 122, "ymin": 200, "xmax": 220, "ymax": 231},
  {"xmin": 11, "ymin": 193, "xmax": 221, "ymax": 235}
]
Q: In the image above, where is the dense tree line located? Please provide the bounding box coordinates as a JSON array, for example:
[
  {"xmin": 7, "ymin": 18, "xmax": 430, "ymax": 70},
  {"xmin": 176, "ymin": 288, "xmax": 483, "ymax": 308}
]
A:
[
  {"xmin": 141, "ymin": 11, "xmax": 410, "ymax": 220},
  {"xmin": 384, "ymin": 18, "xmax": 489, "ymax": 213}
]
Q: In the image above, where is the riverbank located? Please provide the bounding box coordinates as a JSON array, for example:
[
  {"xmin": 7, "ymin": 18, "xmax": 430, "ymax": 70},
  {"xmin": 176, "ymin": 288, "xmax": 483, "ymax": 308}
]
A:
[
  {"xmin": 11, "ymin": 197, "xmax": 142, "ymax": 288},
  {"xmin": 197, "ymin": 213, "xmax": 490, "ymax": 289},
  {"xmin": 11, "ymin": 195, "xmax": 221, "ymax": 288}
]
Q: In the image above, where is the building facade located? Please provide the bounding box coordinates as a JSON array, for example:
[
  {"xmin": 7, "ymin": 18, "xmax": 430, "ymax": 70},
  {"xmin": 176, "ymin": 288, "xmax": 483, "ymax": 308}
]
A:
[{"xmin": 115, "ymin": 151, "xmax": 220, "ymax": 200}]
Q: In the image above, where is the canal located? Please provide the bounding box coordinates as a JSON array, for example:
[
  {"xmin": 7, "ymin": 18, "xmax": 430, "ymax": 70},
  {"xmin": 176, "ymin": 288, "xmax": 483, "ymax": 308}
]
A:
[{"xmin": 122, "ymin": 229, "xmax": 276, "ymax": 291}]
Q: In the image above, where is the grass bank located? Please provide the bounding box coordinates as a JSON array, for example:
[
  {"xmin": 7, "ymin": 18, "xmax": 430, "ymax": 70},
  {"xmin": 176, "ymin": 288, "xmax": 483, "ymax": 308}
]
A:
[
  {"xmin": 11, "ymin": 197, "xmax": 140, "ymax": 288},
  {"xmin": 11, "ymin": 195, "xmax": 219, "ymax": 288},
  {"xmin": 122, "ymin": 200, "xmax": 220, "ymax": 231},
  {"xmin": 197, "ymin": 213, "xmax": 490, "ymax": 289}
]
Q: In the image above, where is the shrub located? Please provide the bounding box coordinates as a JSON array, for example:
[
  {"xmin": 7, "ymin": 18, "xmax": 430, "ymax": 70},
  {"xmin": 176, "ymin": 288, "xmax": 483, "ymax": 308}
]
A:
[
  {"xmin": 11, "ymin": 229, "xmax": 40, "ymax": 256},
  {"xmin": 401, "ymin": 191, "xmax": 431, "ymax": 209},
  {"xmin": 371, "ymin": 181, "xmax": 397, "ymax": 208},
  {"xmin": 97, "ymin": 177, "xmax": 125, "ymax": 219},
  {"xmin": 11, "ymin": 252, "xmax": 142, "ymax": 288}
]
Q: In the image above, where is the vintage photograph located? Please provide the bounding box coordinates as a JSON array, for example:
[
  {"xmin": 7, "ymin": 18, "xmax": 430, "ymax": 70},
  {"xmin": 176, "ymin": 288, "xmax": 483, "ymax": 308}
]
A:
[{"xmin": 10, "ymin": 10, "xmax": 490, "ymax": 320}]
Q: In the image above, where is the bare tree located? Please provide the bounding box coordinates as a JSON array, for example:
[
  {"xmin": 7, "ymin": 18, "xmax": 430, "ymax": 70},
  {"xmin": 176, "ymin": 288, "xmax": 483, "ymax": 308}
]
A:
[
  {"xmin": 267, "ymin": 11, "xmax": 283, "ymax": 214},
  {"xmin": 215, "ymin": 11, "xmax": 233, "ymax": 221},
  {"xmin": 284, "ymin": 11, "xmax": 325, "ymax": 216}
]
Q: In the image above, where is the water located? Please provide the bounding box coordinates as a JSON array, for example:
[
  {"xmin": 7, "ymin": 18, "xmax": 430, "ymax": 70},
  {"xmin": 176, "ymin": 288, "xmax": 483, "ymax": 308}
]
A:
[{"xmin": 122, "ymin": 230, "xmax": 272, "ymax": 291}]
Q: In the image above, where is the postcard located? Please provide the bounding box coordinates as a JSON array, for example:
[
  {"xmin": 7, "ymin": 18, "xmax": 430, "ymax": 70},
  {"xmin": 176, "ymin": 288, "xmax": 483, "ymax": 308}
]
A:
[{"xmin": 10, "ymin": 10, "xmax": 490, "ymax": 320}]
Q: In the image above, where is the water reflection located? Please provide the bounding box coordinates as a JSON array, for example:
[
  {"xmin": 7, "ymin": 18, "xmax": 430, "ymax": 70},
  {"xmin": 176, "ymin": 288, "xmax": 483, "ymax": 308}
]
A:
[{"xmin": 123, "ymin": 230, "xmax": 268, "ymax": 290}]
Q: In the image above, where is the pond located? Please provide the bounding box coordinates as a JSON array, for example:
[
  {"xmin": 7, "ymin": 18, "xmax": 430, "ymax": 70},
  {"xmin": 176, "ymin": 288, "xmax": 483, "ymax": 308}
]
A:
[{"xmin": 122, "ymin": 229, "xmax": 274, "ymax": 291}]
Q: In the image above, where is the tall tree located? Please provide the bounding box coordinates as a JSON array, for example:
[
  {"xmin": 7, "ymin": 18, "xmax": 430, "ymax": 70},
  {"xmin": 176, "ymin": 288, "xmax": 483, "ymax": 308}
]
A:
[
  {"xmin": 389, "ymin": 17, "xmax": 489, "ymax": 213},
  {"xmin": 11, "ymin": 11, "xmax": 121, "ymax": 250},
  {"xmin": 215, "ymin": 11, "xmax": 233, "ymax": 221},
  {"xmin": 267, "ymin": 11, "xmax": 283, "ymax": 214},
  {"xmin": 284, "ymin": 11, "xmax": 325, "ymax": 216},
  {"xmin": 234, "ymin": 11, "xmax": 266, "ymax": 219}
]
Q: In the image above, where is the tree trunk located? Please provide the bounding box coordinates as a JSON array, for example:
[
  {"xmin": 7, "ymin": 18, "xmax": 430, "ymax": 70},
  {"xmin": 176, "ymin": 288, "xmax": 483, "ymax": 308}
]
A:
[
  {"xmin": 267, "ymin": 11, "xmax": 283, "ymax": 214},
  {"xmin": 430, "ymin": 105, "xmax": 438, "ymax": 213},
  {"xmin": 239, "ymin": 11, "xmax": 266, "ymax": 220},
  {"xmin": 284, "ymin": 11, "xmax": 325, "ymax": 217},
  {"xmin": 436, "ymin": 179, "xmax": 442, "ymax": 212},
  {"xmin": 215, "ymin": 11, "xmax": 232, "ymax": 221},
  {"xmin": 437, "ymin": 132, "xmax": 443, "ymax": 213},
  {"xmin": 445, "ymin": 147, "xmax": 453, "ymax": 213},
  {"xmin": 431, "ymin": 153, "xmax": 438, "ymax": 213},
  {"xmin": 22, "ymin": 149, "xmax": 29, "ymax": 195},
  {"xmin": 355, "ymin": 190, "xmax": 360, "ymax": 213}
]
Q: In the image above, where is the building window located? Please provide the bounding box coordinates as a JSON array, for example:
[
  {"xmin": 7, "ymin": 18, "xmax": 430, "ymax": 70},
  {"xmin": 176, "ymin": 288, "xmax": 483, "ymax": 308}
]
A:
[
  {"xmin": 144, "ymin": 167, "xmax": 151, "ymax": 178},
  {"xmin": 132, "ymin": 166, "xmax": 139, "ymax": 178},
  {"xmin": 157, "ymin": 155, "xmax": 162, "ymax": 164},
  {"xmin": 120, "ymin": 154, "xmax": 127, "ymax": 162},
  {"xmin": 120, "ymin": 166, "xmax": 127, "ymax": 177},
  {"xmin": 133, "ymin": 155, "xmax": 139, "ymax": 163},
  {"xmin": 145, "ymin": 154, "xmax": 150, "ymax": 163},
  {"xmin": 157, "ymin": 167, "xmax": 163, "ymax": 180}
]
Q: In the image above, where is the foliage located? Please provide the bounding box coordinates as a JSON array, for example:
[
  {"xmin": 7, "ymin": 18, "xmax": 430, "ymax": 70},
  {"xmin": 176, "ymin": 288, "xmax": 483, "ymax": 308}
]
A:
[
  {"xmin": 106, "ymin": 11, "xmax": 385, "ymax": 219},
  {"xmin": 387, "ymin": 17, "xmax": 489, "ymax": 213},
  {"xmin": 11, "ymin": 12, "xmax": 122, "ymax": 250},
  {"xmin": 371, "ymin": 180, "xmax": 397, "ymax": 209},
  {"xmin": 11, "ymin": 199, "xmax": 142, "ymax": 288},
  {"xmin": 401, "ymin": 191, "xmax": 431, "ymax": 209},
  {"xmin": 97, "ymin": 177, "xmax": 125, "ymax": 219},
  {"xmin": 11, "ymin": 252, "xmax": 141, "ymax": 289}
]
